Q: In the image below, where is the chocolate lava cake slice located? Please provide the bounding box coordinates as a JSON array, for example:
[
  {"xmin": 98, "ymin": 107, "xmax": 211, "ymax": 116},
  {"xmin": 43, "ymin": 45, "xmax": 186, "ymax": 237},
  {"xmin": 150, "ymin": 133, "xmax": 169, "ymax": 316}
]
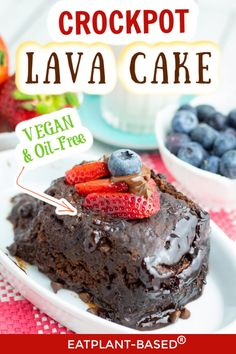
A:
[{"xmin": 8, "ymin": 153, "xmax": 210, "ymax": 330}]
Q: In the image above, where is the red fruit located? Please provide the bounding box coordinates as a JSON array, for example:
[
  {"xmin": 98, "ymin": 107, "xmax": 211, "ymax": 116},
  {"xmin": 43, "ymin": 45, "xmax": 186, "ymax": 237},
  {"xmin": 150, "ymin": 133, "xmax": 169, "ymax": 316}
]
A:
[
  {"xmin": 83, "ymin": 179, "xmax": 160, "ymax": 219},
  {"xmin": 66, "ymin": 162, "xmax": 110, "ymax": 185},
  {"xmin": 0, "ymin": 75, "xmax": 38, "ymax": 130},
  {"xmin": 0, "ymin": 74, "xmax": 80, "ymax": 131},
  {"xmin": 0, "ymin": 37, "xmax": 9, "ymax": 86},
  {"xmin": 75, "ymin": 178, "xmax": 128, "ymax": 196}
]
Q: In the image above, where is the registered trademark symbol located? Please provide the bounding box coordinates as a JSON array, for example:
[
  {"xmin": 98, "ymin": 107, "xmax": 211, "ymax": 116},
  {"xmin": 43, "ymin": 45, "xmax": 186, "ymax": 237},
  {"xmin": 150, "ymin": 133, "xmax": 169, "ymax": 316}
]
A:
[{"xmin": 177, "ymin": 336, "xmax": 186, "ymax": 345}]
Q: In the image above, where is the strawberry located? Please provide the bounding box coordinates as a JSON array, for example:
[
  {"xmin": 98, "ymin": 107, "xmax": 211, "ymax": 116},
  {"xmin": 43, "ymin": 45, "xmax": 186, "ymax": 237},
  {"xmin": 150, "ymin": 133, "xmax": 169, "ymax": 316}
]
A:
[
  {"xmin": 0, "ymin": 75, "xmax": 80, "ymax": 130},
  {"xmin": 0, "ymin": 37, "xmax": 9, "ymax": 87},
  {"xmin": 66, "ymin": 162, "xmax": 110, "ymax": 185},
  {"xmin": 75, "ymin": 178, "xmax": 128, "ymax": 196},
  {"xmin": 83, "ymin": 178, "xmax": 160, "ymax": 219},
  {"xmin": 0, "ymin": 76, "xmax": 39, "ymax": 130}
]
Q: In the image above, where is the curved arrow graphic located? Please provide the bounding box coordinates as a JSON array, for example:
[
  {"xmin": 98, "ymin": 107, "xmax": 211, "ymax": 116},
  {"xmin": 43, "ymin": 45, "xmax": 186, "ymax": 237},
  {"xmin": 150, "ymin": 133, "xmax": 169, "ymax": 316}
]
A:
[{"xmin": 16, "ymin": 166, "xmax": 77, "ymax": 216}]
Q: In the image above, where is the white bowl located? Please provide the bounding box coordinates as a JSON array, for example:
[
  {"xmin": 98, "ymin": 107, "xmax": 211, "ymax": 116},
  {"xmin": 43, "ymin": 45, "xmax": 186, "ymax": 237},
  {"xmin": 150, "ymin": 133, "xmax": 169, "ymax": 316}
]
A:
[{"xmin": 155, "ymin": 95, "xmax": 236, "ymax": 210}]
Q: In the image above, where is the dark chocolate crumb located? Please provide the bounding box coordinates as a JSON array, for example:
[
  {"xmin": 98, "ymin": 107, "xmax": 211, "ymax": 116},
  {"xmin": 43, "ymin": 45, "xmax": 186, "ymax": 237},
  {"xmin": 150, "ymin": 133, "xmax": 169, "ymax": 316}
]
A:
[
  {"xmin": 19, "ymin": 202, "xmax": 33, "ymax": 218},
  {"xmin": 180, "ymin": 308, "xmax": 191, "ymax": 320},
  {"xmin": 79, "ymin": 292, "xmax": 92, "ymax": 304},
  {"xmin": 51, "ymin": 281, "xmax": 64, "ymax": 293},
  {"xmin": 169, "ymin": 310, "xmax": 181, "ymax": 323},
  {"xmin": 99, "ymin": 244, "xmax": 111, "ymax": 254}
]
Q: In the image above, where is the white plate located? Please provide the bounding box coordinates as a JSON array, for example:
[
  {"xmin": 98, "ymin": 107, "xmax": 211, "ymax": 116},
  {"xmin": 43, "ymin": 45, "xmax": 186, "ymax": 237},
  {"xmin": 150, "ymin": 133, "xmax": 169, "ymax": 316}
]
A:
[
  {"xmin": 0, "ymin": 132, "xmax": 19, "ymax": 151},
  {"xmin": 0, "ymin": 149, "xmax": 236, "ymax": 334}
]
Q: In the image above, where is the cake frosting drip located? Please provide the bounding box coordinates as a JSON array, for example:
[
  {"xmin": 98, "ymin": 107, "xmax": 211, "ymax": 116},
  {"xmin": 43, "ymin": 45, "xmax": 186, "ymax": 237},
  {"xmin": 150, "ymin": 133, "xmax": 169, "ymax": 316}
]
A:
[{"xmin": 111, "ymin": 164, "xmax": 152, "ymax": 197}]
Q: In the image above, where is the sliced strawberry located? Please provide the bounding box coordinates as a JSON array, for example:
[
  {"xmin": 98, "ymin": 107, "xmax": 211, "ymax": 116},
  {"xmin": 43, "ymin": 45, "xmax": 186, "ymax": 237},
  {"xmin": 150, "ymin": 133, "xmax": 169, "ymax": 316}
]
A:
[
  {"xmin": 66, "ymin": 162, "xmax": 110, "ymax": 185},
  {"xmin": 75, "ymin": 178, "xmax": 128, "ymax": 196},
  {"xmin": 83, "ymin": 178, "xmax": 160, "ymax": 219}
]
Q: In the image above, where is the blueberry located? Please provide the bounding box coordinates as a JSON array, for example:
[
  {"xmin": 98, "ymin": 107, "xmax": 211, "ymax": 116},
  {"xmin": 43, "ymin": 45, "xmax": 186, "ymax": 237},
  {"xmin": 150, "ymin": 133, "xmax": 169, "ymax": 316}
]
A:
[
  {"xmin": 177, "ymin": 142, "xmax": 206, "ymax": 167},
  {"xmin": 212, "ymin": 133, "xmax": 236, "ymax": 157},
  {"xmin": 196, "ymin": 104, "xmax": 215, "ymax": 122},
  {"xmin": 178, "ymin": 104, "xmax": 197, "ymax": 115},
  {"xmin": 172, "ymin": 111, "xmax": 198, "ymax": 134},
  {"xmin": 206, "ymin": 111, "xmax": 226, "ymax": 131},
  {"xmin": 201, "ymin": 156, "xmax": 220, "ymax": 174},
  {"xmin": 224, "ymin": 127, "xmax": 236, "ymax": 137},
  {"xmin": 166, "ymin": 133, "xmax": 191, "ymax": 155},
  {"xmin": 227, "ymin": 109, "xmax": 236, "ymax": 129},
  {"xmin": 108, "ymin": 149, "xmax": 142, "ymax": 176},
  {"xmin": 190, "ymin": 123, "xmax": 218, "ymax": 150},
  {"xmin": 220, "ymin": 150, "xmax": 236, "ymax": 179}
]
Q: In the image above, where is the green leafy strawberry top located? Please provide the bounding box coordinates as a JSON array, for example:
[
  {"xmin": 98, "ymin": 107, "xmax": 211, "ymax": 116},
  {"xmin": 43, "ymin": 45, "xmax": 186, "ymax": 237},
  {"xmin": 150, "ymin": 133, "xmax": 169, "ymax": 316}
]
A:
[
  {"xmin": 0, "ymin": 50, "xmax": 6, "ymax": 66},
  {"xmin": 13, "ymin": 90, "xmax": 80, "ymax": 114}
]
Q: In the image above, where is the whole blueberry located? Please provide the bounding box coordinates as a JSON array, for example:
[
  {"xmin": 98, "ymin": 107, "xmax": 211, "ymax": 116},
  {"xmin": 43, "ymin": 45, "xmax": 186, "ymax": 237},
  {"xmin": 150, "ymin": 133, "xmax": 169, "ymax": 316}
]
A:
[
  {"xmin": 178, "ymin": 104, "xmax": 197, "ymax": 115},
  {"xmin": 220, "ymin": 150, "xmax": 236, "ymax": 179},
  {"xmin": 224, "ymin": 127, "xmax": 236, "ymax": 137},
  {"xmin": 201, "ymin": 156, "xmax": 220, "ymax": 174},
  {"xmin": 206, "ymin": 111, "xmax": 226, "ymax": 131},
  {"xmin": 177, "ymin": 142, "xmax": 206, "ymax": 167},
  {"xmin": 213, "ymin": 133, "xmax": 236, "ymax": 157},
  {"xmin": 190, "ymin": 123, "xmax": 218, "ymax": 150},
  {"xmin": 227, "ymin": 109, "xmax": 236, "ymax": 129},
  {"xmin": 196, "ymin": 104, "xmax": 215, "ymax": 122},
  {"xmin": 172, "ymin": 111, "xmax": 198, "ymax": 134},
  {"xmin": 166, "ymin": 133, "xmax": 191, "ymax": 155},
  {"xmin": 108, "ymin": 149, "xmax": 142, "ymax": 176}
]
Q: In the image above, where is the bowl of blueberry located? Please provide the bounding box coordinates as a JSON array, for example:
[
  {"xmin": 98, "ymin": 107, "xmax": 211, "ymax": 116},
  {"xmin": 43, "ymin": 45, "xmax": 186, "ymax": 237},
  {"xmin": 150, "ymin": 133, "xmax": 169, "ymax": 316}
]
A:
[{"xmin": 155, "ymin": 95, "xmax": 236, "ymax": 209}]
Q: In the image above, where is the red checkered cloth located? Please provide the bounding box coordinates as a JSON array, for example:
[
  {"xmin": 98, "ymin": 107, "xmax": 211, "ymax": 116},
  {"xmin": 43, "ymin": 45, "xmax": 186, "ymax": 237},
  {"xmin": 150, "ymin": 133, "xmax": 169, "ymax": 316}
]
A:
[{"xmin": 0, "ymin": 154, "xmax": 235, "ymax": 334}]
